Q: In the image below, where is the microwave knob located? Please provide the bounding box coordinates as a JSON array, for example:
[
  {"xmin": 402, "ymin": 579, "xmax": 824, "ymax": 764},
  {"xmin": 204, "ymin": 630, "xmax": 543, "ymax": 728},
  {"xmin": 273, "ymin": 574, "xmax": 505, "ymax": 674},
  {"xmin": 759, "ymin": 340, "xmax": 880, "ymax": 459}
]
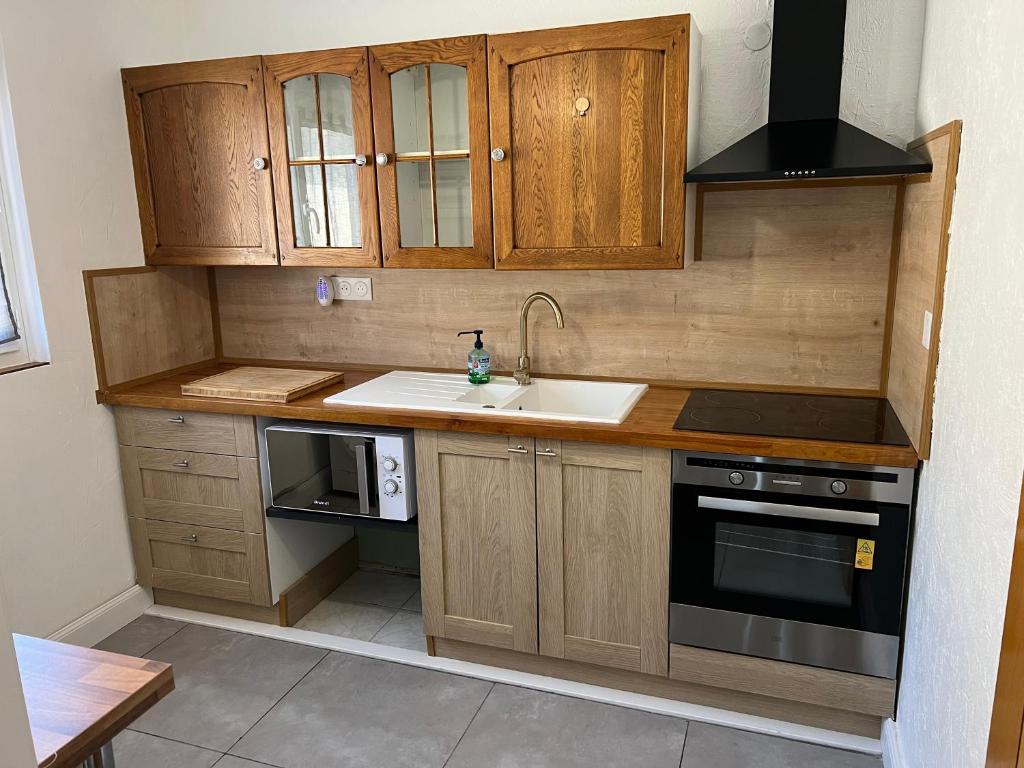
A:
[
  {"xmin": 728, "ymin": 471, "xmax": 745, "ymax": 486},
  {"xmin": 383, "ymin": 479, "xmax": 400, "ymax": 497},
  {"xmin": 382, "ymin": 456, "xmax": 399, "ymax": 472},
  {"xmin": 831, "ymin": 480, "xmax": 848, "ymax": 495}
]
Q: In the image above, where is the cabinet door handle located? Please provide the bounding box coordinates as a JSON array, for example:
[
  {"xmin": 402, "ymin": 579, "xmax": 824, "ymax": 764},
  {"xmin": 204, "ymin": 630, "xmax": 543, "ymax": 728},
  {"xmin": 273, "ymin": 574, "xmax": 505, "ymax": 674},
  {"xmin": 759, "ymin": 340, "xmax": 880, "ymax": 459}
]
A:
[
  {"xmin": 172, "ymin": 460, "xmax": 190, "ymax": 468},
  {"xmin": 507, "ymin": 444, "xmax": 529, "ymax": 454},
  {"xmin": 167, "ymin": 416, "xmax": 185, "ymax": 424},
  {"xmin": 181, "ymin": 534, "xmax": 198, "ymax": 544},
  {"xmin": 490, "ymin": 147, "xmax": 506, "ymax": 162},
  {"xmin": 375, "ymin": 152, "xmax": 391, "ymax": 167},
  {"xmin": 354, "ymin": 154, "xmax": 368, "ymax": 167},
  {"xmin": 252, "ymin": 157, "xmax": 267, "ymax": 170},
  {"xmin": 538, "ymin": 448, "xmax": 558, "ymax": 457}
]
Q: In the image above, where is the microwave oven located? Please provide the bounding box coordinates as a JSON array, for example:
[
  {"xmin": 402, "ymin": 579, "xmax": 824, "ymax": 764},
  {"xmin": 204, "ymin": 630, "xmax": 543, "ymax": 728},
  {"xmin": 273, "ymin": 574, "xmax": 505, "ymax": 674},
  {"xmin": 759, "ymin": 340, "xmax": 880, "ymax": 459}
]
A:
[{"xmin": 258, "ymin": 420, "xmax": 416, "ymax": 522}]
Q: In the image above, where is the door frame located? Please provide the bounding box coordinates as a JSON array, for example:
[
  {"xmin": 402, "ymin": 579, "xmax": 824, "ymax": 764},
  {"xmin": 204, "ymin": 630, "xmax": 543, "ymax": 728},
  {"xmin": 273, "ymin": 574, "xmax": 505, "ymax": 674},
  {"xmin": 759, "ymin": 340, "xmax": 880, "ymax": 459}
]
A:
[{"xmin": 263, "ymin": 48, "xmax": 382, "ymax": 267}]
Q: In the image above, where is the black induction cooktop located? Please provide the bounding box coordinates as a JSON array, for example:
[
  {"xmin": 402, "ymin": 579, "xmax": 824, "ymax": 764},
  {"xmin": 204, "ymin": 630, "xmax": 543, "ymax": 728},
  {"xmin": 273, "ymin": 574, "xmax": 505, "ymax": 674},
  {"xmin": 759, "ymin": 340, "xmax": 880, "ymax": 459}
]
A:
[{"xmin": 673, "ymin": 389, "xmax": 912, "ymax": 446}]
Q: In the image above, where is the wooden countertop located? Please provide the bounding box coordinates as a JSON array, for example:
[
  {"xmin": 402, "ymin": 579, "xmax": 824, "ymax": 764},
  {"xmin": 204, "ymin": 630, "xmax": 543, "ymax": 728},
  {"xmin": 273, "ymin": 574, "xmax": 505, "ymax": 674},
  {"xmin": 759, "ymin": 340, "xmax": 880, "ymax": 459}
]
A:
[
  {"xmin": 98, "ymin": 363, "xmax": 919, "ymax": 467},
  {"xmin": 15, "ymin": 634, "xmax": 174, "ymax": 767}
]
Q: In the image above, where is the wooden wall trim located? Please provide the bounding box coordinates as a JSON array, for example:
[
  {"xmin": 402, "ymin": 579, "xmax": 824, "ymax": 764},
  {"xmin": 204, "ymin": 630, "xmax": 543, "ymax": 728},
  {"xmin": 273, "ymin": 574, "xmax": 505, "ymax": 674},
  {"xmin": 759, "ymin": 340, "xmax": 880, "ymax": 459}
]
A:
[
  {"xmin": 884, "ymin": 120, "xmax": 963, "ymax": 457},
  {"xmin": 987, "ymin": 474, "xmax": 1024, "ymax": 768},
  {"xmin": 878, "ymin": 178, "xmax": 906, "ymax": 396}
]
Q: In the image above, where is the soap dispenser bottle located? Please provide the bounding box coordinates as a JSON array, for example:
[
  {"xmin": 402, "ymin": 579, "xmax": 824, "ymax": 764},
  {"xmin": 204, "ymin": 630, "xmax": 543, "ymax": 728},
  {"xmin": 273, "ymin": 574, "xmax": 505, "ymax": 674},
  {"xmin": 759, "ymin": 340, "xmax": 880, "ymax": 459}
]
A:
[{"xmin": 458, "ymin": 330, "xmax": 491, "ymax": 384}]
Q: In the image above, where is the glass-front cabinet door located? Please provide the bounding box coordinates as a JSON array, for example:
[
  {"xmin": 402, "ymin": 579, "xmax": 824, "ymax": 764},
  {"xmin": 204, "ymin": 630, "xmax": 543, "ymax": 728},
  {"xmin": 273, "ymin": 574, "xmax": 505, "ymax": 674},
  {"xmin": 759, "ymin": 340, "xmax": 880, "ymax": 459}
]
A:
[
  {"xmin": 369, "ymin": 36, "xmax": 492, "ymax": 268},
  {"xmin": 264, "ymin": 48, "xmax": 381, "ymax": 266}
]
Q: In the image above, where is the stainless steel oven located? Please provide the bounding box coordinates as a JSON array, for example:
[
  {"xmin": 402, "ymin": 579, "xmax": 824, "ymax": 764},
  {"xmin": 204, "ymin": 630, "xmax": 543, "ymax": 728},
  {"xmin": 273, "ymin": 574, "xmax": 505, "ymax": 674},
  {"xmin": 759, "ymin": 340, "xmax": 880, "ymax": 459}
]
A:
[
  {"xmin": 259, "ymin": 420, "xmax": 416, "ymax": 522},
  {"xmin": 670, "ymin": 451, "xmax": 915, "ymax": 678}
]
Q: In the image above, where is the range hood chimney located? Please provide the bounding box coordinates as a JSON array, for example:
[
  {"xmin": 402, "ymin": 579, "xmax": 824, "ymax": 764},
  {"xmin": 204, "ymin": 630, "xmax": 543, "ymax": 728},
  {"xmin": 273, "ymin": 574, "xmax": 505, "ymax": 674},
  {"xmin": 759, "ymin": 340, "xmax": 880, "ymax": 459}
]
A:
[{"xmin": 685, "ymin": 0, "xmax": 932, "ymax": 183}]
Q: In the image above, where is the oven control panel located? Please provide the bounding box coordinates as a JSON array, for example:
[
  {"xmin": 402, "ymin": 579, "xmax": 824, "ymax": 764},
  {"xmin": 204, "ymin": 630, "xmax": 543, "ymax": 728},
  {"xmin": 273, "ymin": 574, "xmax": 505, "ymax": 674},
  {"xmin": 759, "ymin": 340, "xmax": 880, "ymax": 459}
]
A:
[{"xmin": 672, "ymin": 451, "xmax": 915, "ymax": 506}]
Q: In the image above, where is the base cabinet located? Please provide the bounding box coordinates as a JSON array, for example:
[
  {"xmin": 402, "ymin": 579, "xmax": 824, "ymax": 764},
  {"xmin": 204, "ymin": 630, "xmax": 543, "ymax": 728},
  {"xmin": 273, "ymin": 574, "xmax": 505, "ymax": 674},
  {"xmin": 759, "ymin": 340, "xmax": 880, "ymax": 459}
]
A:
[
  {"xmin": 536, "ymin": 440, "xmax": 670, "ymax": 675},
  {"xmin": 415, "ymin": 430, "xmax": 670, "ymax": 671},
  {"xmin": 416, "ymin": 431, "xmax": 538, "ymax": 653}
]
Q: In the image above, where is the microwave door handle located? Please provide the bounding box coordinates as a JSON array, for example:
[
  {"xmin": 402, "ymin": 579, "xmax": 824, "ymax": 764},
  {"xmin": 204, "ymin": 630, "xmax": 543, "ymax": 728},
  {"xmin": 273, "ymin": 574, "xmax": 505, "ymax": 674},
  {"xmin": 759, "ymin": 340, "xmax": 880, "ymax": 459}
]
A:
[
  {"xmin": 697, "ymin": 496, "xmax": 880, "ymax": 527},
  {"xmin": 354, "ymin": 442, "xmax": 371, "ymax": 517}
]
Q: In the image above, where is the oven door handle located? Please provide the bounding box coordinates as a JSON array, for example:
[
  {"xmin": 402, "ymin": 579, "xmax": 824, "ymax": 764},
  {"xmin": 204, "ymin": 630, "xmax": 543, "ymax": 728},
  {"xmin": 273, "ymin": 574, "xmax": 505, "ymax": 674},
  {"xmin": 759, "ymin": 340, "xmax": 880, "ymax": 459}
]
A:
[
  {"xmin": 354, "ymin": 442, "xmax": 372, "ymax": 517},
  {"xmin": 698, "ymin": 496, "xmax": 880, "ymax": 527}
]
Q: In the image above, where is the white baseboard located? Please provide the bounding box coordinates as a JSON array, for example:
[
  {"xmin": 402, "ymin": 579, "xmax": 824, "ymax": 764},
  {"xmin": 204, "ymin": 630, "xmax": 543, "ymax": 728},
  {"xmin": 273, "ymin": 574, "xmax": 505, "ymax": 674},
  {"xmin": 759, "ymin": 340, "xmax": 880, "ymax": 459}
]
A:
[
  {"xmin": 882, "ymin": 718, "xmax": 905, "ymax": 768},
  {"xmin": 147, "ymin": 603, "xmax": 882, "ymax": 757},
  {"xmin": 48, "ymin": 585, "xmax": 152, "ymax": 647}
]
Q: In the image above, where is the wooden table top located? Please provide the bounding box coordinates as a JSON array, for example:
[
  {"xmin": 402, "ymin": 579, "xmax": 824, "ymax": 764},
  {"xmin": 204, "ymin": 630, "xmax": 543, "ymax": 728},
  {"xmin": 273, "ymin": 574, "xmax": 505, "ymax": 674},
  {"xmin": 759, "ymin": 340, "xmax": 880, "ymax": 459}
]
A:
[
  {"xmin": 14, "ymin": 634, "xmax": 174, "ymax": 767},
  {"xmin": 98, "ymin": 361, "xmax": 920, "ymax": 468}
]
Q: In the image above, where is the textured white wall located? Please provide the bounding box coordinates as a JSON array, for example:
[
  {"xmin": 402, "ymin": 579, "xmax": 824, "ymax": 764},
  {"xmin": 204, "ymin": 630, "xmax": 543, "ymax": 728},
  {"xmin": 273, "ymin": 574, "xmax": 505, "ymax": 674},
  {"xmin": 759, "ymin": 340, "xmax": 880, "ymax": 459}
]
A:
[
  {"xmin": 893, "ymin": 2, "xmax": 1024, "ymax": 767},
  {"xmin": 0, "ymin": 0, "xmax": 924, "ymax": 639}
]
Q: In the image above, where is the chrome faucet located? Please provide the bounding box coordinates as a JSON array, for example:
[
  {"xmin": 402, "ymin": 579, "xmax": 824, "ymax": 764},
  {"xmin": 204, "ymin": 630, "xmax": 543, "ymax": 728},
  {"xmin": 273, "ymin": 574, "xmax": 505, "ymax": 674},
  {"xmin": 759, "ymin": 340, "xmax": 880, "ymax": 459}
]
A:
[{"xmin": 514, "ymin": 292, "xmax": 564, "ymax": 385}]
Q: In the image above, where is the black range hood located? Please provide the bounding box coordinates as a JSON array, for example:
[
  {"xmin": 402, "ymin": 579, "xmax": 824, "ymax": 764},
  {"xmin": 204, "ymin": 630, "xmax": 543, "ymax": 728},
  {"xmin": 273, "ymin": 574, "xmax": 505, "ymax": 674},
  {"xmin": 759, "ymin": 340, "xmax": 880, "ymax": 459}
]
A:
[{"xmin": 685, "ymin": 0, "xmax": 932, "ymax": 183}]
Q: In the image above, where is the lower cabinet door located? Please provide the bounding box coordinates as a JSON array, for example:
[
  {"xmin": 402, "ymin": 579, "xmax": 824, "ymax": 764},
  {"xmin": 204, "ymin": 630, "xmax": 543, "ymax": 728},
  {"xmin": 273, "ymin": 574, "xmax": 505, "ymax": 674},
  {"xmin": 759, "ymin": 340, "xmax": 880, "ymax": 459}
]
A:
[
  {"xmin": 536, "ymin": 440, "xmax": 671, "ymax": 675},
  {"xmin": 129, "ymin": 518, "xmax": 271, "ymax": 606},
  {"xmin": 416, "ymin": 431, "xmax": 538, "ymax": 653}
]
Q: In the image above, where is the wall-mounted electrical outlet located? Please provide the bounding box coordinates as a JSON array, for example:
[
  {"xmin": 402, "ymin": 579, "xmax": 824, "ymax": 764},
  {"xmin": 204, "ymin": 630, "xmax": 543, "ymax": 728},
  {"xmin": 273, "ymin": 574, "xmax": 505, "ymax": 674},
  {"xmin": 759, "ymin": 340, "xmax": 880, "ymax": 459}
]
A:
[
  {"xmin": 316, "ymin": 275, "xmax": 373, "ymax": 304},
  {"xmin": 922, "ymin": 310, "xmax": 933, "ymax": 350}
]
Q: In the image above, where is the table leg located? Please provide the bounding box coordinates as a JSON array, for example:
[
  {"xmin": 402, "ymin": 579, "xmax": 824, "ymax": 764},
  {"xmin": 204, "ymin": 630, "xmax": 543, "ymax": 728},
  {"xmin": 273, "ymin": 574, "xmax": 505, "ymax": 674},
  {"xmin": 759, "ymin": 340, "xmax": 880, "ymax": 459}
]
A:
[{"xmin": 81, "ymin": 742, "xmax": 115, "ymax": 767}]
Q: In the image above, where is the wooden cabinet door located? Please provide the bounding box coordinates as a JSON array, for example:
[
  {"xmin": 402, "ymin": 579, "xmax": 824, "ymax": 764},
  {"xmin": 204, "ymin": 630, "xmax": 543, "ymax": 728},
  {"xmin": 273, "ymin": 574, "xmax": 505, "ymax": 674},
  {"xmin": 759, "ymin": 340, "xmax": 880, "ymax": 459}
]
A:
[
  {"xmin": 369, "ymin": 36, "xmax": 493, "ymax": 268},
  {"xmin": 122, "ymin": 57, "xmax": 278, "ymax": 266},
  {"xmin": 416, "ymin": 431, "xmax": 537, "ymax": 652},
  {"xmin": 263, "ymin": 49, "xmax": 381, "ymax": 267},
  {"xmin": 488, "ymin": 16, "xmax": 691, "ymax": 270},
  {"xmin": 536, "ymin": 440, "xmax": 671, "ymax": 675}
]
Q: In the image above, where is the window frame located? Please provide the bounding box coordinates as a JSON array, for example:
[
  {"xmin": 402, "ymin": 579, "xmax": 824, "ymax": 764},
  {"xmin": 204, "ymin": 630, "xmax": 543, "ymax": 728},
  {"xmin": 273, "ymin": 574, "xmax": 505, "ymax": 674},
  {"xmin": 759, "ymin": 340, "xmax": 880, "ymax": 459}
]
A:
[{"xmin": 0, "ymin": 37, "xmax": 46, "ymax": 374}]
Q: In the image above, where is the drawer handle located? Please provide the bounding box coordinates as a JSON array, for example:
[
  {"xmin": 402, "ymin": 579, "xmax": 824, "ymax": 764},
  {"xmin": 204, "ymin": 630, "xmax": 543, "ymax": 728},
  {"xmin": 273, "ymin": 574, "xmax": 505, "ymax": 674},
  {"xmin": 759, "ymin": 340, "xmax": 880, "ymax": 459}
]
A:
[
  {"xmin": 172, "ymin": 460, "xmax": 190, "ymax": 468},
  {"xmin": 181, "ymin": 534, "xmax": 198, "ymax": 544},
  {"xmin": 507, "ymin": 445, "xmax": 529, "ymax": 454},
  {"xmin": 538, "ymin": 448, "xmax": 558, "ymax": 457},
  {"xmin": 167, "ymin": 416, "xmax": 185, "ymax": 424}
]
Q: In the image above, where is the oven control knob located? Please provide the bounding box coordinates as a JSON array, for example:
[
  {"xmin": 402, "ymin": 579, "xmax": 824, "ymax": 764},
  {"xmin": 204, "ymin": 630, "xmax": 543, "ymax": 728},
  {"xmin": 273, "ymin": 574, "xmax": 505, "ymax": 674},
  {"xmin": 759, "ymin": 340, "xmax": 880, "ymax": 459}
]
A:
[
  {"xmin": 382, "ymin": 456, "xmax": 399, "ymax": 473},
  {"xmin": 728, "ymin": 471, "xmax": 745, "ymax": 486},
  {"xmin": 383, "ymin": 479, "xmax": 400, "ymax": 497},
  {"xmin": 831, "ymin": 480, "xmax": 848, "ymax": 495}
]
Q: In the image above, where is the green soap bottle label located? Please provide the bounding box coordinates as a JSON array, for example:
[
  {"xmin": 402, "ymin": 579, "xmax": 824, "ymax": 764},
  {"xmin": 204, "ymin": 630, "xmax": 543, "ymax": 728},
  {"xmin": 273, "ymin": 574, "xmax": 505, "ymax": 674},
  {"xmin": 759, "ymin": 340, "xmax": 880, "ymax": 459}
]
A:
[{"xmin": 469, "ymin": 354, "xmax": 490, "ymax": 383}]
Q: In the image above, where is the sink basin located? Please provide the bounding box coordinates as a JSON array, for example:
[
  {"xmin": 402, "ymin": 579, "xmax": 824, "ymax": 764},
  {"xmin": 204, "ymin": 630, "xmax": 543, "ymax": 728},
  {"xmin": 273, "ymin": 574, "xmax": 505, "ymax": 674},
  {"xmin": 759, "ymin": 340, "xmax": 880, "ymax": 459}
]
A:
[{"xmin": 324, "ymin": 371, "xmax": 647, "ymax": 425}]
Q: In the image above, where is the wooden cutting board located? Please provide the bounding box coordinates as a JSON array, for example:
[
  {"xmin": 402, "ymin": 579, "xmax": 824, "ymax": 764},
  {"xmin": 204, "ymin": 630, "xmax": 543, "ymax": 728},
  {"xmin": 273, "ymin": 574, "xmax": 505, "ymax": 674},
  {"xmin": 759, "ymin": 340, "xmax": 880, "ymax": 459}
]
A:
[{"xmin": 181, "ymin": 367, "xmax": 345, "ymax": 403}]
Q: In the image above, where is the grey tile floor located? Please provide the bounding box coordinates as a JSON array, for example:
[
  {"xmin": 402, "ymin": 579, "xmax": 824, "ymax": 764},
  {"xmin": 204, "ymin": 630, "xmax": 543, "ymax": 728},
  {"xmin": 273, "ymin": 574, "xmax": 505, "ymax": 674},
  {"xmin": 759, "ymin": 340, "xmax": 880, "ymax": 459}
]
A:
[
  {"xmin": 295, "ymin": 568, "xmax": 425, "ymax": 651},
  {"xmin": 95, "ymin": 615, "xmax": 882, "ymax": 767}
]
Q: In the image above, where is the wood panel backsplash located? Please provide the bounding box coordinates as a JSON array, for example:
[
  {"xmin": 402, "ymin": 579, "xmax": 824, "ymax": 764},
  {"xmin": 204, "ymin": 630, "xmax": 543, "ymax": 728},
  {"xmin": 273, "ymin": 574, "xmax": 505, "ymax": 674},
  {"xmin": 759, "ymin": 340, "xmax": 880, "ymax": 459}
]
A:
[{"xmin": 215, "ymin": 182, "xmax": 898, "ymax": 392}]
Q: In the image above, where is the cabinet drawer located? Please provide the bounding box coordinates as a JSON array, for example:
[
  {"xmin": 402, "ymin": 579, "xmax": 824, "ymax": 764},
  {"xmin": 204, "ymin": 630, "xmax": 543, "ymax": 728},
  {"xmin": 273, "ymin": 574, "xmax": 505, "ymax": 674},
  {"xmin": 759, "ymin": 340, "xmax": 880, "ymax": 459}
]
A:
[
  {"xmin": 119, "ymin": 446, "xmax": 264, "ymax": 534},
  {"xmin": 115, "ymin": 407, "xmax": 256, "ymax": 456},
  {"xmin": 129, "ymin": 518, "xmax": 271, "ymax": 606}
]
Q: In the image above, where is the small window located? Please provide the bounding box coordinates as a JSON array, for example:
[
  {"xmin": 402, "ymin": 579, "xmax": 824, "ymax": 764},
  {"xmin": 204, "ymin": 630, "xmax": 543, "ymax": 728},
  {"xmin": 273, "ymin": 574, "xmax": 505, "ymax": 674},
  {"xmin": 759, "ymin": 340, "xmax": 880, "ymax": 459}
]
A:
[{"xmin": 0, "ymin": 44, "xmax": 47, "ymax": 373}]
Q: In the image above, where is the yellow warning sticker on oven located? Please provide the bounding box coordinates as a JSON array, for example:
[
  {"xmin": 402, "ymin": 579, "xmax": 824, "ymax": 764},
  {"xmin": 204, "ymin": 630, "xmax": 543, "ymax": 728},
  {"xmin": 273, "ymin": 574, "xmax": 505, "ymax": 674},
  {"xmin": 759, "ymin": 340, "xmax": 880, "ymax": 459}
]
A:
[{"xmin": 855, "ymin": 539, "xmax": 876, "ymax": 570}]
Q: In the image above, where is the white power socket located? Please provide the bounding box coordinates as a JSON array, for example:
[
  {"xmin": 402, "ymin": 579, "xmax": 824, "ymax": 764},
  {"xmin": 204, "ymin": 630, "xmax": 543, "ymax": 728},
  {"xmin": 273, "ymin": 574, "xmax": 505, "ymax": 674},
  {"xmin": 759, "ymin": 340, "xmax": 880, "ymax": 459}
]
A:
[{"xmin": 318, "ymin": 275, "xmax": 373, "ymax": 303}]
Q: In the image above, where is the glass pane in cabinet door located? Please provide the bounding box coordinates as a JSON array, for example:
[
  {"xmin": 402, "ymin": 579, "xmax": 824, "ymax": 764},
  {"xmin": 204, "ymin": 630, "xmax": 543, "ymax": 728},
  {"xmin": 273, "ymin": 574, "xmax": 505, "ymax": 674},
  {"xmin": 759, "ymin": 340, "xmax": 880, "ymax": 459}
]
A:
[
  {"xmin": 290, "ymin": 165, "xmax": 326, "ymax": 247},
  {"xmin": 282, "ymin": 75, "xmax": 320, "ymax": 161},
  {"xmin": 326, "ymin": 164, "xmax": 362, "ymax": 248},
  {"xmin": 430, "ymin": 64, "xmax": 469, "ymax": 153},
  {"xmin": 435, "ymin": 158, "xmax": 472, "ymax": 247},
  {"xmin": 391, "ymin": 65, "xmax": 429, "ymax": 155},
  {"xmin": 319, "ymin": 74, "xmax": 356, "ymax": 159},
  {"xmin": 396, "ymin": 161, "xmax": 434, "ymax": 246}
]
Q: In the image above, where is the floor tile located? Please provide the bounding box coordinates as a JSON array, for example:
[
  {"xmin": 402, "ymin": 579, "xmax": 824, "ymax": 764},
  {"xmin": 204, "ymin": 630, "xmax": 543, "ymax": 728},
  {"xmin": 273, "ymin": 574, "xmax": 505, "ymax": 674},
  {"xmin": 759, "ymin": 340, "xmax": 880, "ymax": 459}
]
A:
[
  {"xmin": 402, "ymin": 589, "xmax": 422, "ymax": 612},
  {"xmin": 371, "ymin": 609, "xmax": 427, "ymax": 651},
  {"xmin": 113, "ymin": 729, "xmax": 221, "ymax": 768},
  {"xmin": 294, "ymin": 598, "xmax": 396, "ymax": 639},
  {"xmin": 446, "ymin": 684, "xmax": 687, "ymax": 768},
  {"xmin": 213, "ymin": 757, "xmax": 276, "ymax": 768},
  {"xmin": 94, "ymin": 615, "xmax": 186, "ymax": 657},
  {"xmin": 230, "ymin": 651, "xmax": 492, "ymax": 768},
  {"xmin": 680, "ymin": 723, "xmax": 881, "ymax": 768},
  {"xmin": 132, "ymin": 624, "xmax": 327, "ymax": 752},
  {"xmin": 333, "ymin": 569, "xmax": 420, "ymax": 608}
]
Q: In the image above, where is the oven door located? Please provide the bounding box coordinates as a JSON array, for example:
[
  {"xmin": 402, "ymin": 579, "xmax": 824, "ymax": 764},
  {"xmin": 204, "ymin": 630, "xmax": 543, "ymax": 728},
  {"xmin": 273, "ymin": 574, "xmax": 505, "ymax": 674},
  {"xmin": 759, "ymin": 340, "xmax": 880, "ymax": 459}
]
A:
[
  {"xmin": 264, "ymin": 425, "xmax": 378, "ymax": 517},
  {"xmin": 670, "ymin": 485, "xmax": 909, "ymax": 677}
]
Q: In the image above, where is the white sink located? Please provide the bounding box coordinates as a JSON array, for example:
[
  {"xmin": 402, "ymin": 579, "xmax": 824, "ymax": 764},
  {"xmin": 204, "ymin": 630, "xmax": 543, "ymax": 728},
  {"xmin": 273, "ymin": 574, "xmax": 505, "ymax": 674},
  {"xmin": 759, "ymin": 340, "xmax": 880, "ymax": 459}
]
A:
[{"xmin": 324, "ymin": 371, "xmax": 648, "ymax": 425}]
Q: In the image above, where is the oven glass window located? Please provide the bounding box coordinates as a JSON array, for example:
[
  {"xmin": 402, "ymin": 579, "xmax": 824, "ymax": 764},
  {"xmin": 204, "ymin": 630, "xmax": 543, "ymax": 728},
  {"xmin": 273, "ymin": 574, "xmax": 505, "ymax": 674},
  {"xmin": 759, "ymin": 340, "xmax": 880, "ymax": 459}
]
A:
[
  {"xmin": 714, "ymin": 522, "xmax": 856, "ymax": 608},
  {"xmin": 266, "ymin": 429, "xmax": 376, "ymax": 516}
]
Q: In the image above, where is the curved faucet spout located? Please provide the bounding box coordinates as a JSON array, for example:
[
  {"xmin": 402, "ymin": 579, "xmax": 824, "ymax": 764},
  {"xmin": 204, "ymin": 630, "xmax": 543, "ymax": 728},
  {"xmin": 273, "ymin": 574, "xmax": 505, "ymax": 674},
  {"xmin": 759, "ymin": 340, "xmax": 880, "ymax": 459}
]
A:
[{"xmin": 515, "ymin": 292, "xmax": 564, "ymax": 385}]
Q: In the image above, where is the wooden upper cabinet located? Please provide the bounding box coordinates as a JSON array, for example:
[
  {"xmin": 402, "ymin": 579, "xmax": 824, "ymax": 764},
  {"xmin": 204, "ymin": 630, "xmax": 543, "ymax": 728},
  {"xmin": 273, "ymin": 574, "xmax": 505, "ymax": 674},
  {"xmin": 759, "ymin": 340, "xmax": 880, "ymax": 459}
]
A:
[
  {"xmin": 263, "ymin": 49, "xmax": 381, "ymax": 267},
  {"xmin": 122, "ymin": 57, "xmax": 278, "ymax": 266},
  {"xmin": 536, "ymin": 440, "xmax": 671, "ymax": 675},
  {"xmin": 369, "ymin": 36, "xmax": 493, "ymax": 268},
  {"xmin": 488, "ymin": 16, "xmax": 692, "ymax": 269}
]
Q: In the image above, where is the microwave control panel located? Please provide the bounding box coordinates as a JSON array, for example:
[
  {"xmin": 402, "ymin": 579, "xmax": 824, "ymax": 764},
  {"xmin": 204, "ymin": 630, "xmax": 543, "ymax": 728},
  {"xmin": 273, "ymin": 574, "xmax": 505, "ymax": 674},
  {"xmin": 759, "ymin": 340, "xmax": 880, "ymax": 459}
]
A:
[{"xmin": 375, "ymin": 434, "xmax": 416, "ymax": 521}]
